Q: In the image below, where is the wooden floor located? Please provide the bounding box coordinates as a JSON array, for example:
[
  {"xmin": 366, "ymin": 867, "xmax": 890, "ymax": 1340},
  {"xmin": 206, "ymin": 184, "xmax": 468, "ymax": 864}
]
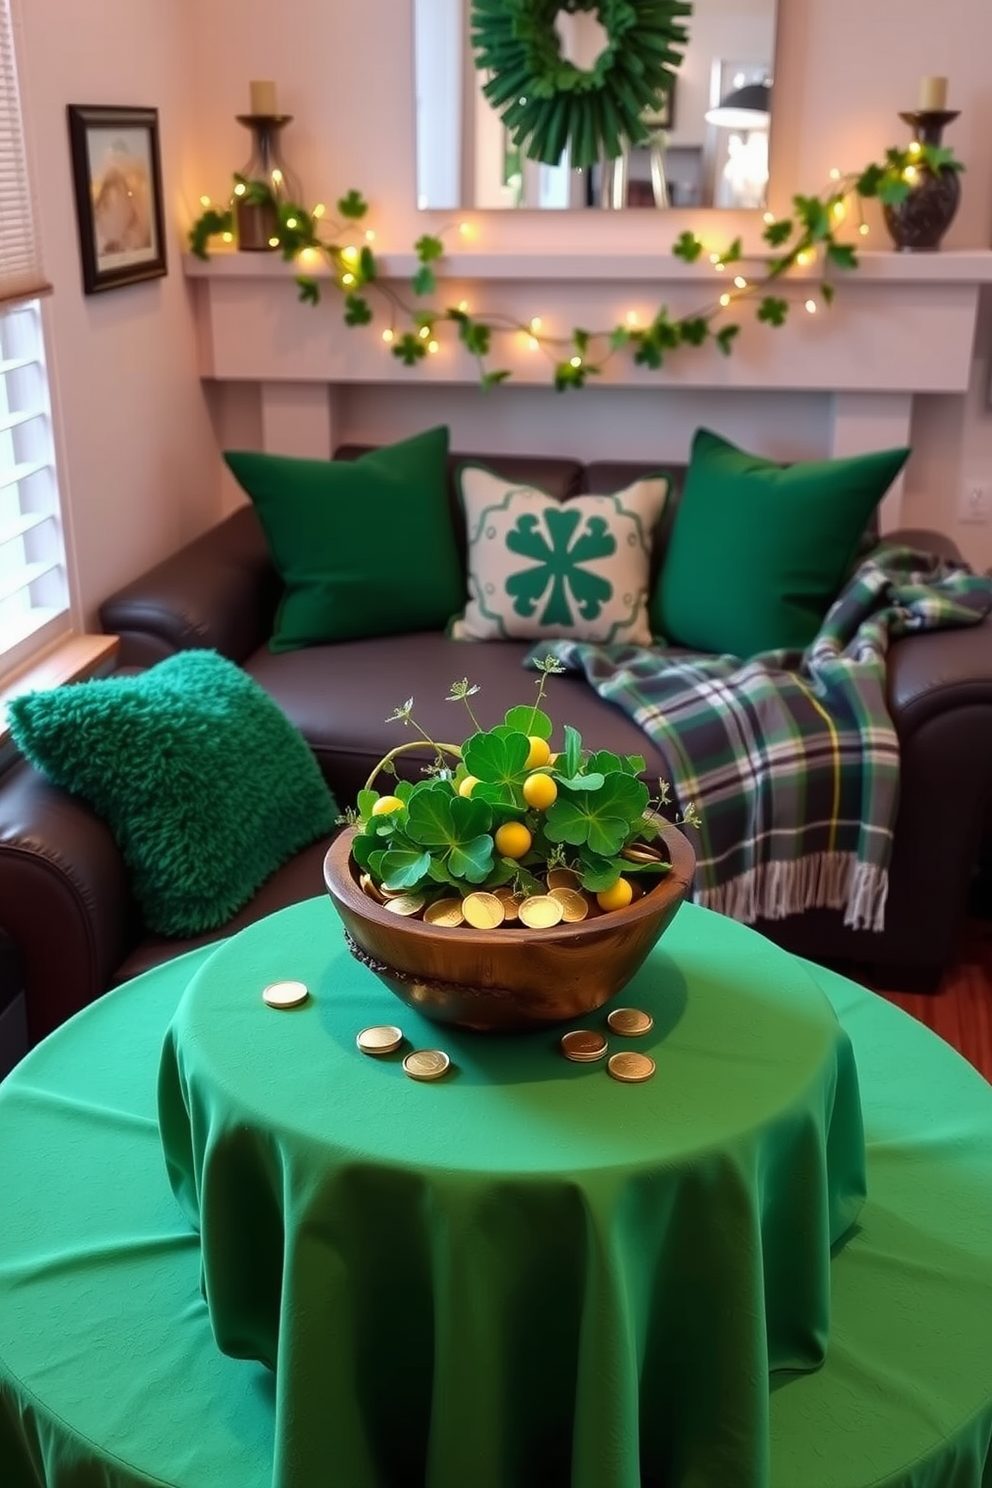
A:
[{"xmin": 858, "ymin": 918, "xmax": 992, "ymax": 1083}]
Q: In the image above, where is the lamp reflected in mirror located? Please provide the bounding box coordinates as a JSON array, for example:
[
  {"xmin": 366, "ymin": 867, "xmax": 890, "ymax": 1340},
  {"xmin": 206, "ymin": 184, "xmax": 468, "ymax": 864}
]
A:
[{"xmin": 704, "ymin": 65, "xmax": 771, "ymax": 210}]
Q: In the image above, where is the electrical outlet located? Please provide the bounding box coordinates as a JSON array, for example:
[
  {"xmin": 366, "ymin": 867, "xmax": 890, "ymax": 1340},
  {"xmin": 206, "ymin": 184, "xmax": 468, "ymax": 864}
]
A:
[{"xmin": 959, "ymin": 479, "xmax": 992, "ymax": 525}]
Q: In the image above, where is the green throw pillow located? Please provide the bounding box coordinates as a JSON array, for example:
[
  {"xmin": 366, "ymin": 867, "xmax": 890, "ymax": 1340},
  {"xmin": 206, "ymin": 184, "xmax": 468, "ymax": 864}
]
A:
[
  {"xmin": 224, "ymin": 426, "xmax": 463, "ymax": 652},
  {"xmin": 7, "ymin": 650, "xmax": 338, "ymax": 937},
  {"xmin": 451, "ymin": 463, "xmax": 670, "ymax": 644},
  {"xmin": 652, "ymin": 428, "xmax": 910, "ymax": 657}
]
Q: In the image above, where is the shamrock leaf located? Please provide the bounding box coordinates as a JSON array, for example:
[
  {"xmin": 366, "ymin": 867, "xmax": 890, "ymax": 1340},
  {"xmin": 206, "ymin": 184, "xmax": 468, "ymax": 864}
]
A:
[
  {"xmin": 296, "ymin": 276, "xmax": 321, "ymax": 306},
  {"xmin": 413, "ymin": 265, "xmax": 436, "ymax": 296},
  {"xmin": 503, "ymin": 705, "xmax": 552, "ymax": 740},
  {"xmin": 449, "ymin": 835, "xmax": 496, "ymax": 883},
  {"xmin": 379, "ymin": 848, "xmax": 432, "ymax": 891},
  {"xmin": 826, "ymin": 242, "xmax": 858, "ymax": 271},
  {"xmin": 481, "ymin": 369, "xmax": 512, "ymax": 390},
  {"xmin": 715, "ymin": 324, "xmax": 740, "ymax": 355},
  {"xmin": 757, "ymin": 297, "xmax": 789, "ymax": 327},
  {"xmin": 337, "ymin": 189, "xmax": 368, "ymax": 219},
  {"xmin": 343, "ymin": 293, "xmax": 372, "ymax": 325},
  {"xmin": 392, "ymin": 333, "xmax": 428, "ymax": 367},
  {"xmin": 671, "ymin": 231, "xmax": 703, "ymax": 262},
  {"xmin": 462, "ymin": 729, "xmax": 530, "ymax": 793},
  {"xmin": 545, "ymin": 774, "xmax": 649, "ymax": 858},
  {"xmin": 679, "ymin": 316, "xmax": 710, "ymax": 347},
  {"xmin": 762, "ymin": 217, "xmax": 793, "ymax": 247},
  {"xmin": 414, "ymin": 233, "xmax": 445, "ymax": 263},
  {"xmin": 359, "ymin": 246, "xmax": 377, "ymax": 282}
]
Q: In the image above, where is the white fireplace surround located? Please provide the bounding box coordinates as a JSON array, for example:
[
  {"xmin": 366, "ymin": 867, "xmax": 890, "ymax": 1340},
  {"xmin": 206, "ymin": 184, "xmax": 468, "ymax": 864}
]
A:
[{"xmin": 186, "ymin": 248, "xmax": 992, "ymax": 530}]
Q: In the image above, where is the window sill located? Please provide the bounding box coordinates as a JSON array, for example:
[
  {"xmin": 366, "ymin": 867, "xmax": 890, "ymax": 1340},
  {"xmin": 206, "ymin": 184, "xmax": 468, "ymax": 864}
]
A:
[{"xmin": 0, "ymin": 634, "xmax": 119, "ymax": 755}]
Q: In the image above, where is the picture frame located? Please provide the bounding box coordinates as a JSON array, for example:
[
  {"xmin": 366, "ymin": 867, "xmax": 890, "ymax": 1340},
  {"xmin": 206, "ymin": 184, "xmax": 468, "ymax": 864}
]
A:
[
  {"xmin": 67, "ymin": 105, "xmax": 167, "ymax": 295},
  {"xmin": 642, "ymin": 79, "xmax": 676, "ymax": 132}
]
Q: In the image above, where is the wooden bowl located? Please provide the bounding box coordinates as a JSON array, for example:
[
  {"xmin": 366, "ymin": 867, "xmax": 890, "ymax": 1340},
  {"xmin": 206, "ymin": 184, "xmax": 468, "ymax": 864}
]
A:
[{"xmin": 323, "ymin": 818, "xmax": 695, "ymax": 1032}]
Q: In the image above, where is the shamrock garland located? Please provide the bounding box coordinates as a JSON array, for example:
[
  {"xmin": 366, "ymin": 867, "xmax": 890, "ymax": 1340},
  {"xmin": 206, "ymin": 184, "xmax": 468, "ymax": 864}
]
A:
[
  {"xmin": 469, "ymin": 0, "xmax": 692, "ymax": 169},
  {"xmin": 187, "ymin": 139, "xmax": 964, "ymax": 394}
]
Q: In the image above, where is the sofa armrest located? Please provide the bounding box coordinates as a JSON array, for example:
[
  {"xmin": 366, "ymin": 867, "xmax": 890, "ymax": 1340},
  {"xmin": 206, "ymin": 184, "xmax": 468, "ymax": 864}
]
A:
[
  {"xmin": 888, "ymin": 611, "xmax": 992, "ymax": 730},
  {"xmin": 0, "ymin": 759, "xmax": 136, "ymax": 1045},
  {"xmin": 99, "ymin": 506, "xmax": 280, "ymax": 667},
  {"xmin": 880, "ymin": 528, "xmax": 964, "ymax": 564}
]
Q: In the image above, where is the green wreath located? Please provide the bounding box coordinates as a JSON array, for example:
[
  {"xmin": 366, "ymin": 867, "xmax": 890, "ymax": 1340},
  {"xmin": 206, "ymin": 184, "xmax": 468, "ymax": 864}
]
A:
[{"xmin": 470, "ymin": 0, "xmax": 692, "ymax": 170}]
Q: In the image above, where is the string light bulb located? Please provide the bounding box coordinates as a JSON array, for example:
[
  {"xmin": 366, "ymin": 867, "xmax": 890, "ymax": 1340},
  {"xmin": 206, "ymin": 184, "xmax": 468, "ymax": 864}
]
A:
[
  {"xmin": 458, "ymin": 300, "xmax": 469, "ymax": 312},
  {"xmin": 313, "ymin": 203, "xmax": 326, "ymax": 218},
  {"xmin": 829, "ymin": 168, "xmax": 841, "ymax": 181},
  {"xmin": 382, "ymin": 329, "xmax": 394, "ymax": 344},
  {"xmin": 763, "ymin": 211, "xmax": 775, "ymax": 224},
  {"xmin": 199, "ymin": 195, "xmax": 212, "ymax": 208},
  {"xmin": 267, "ymin": 236, "xmax": 280, "ymax": 248},
  {"xmin": 859, "ymin": 222, "xmax": 870, "ymax": 236},
  {"xmin": 795, "ymin": 249, "xmax": 815, "ymax": 266},
  {"xmin": 341, "ymin": 272, "xmax": 356, "ymax": 286},
  {"xmin": 530, "ymin": 317, "xmax": 542, "ymax": 332},
  {"xmin": 908, "ymin": 141, "xmax": 922, "ymax": 156},
  {"xmin": 528, "ymin": 336, "xmax": 540, "ymax": 351},
  {"xmin": 626, "ymin": 310, "xmax": 639, "ymax": 327},
  {"xmin": 458, "ymin": 221, "xmax": 474, "ymax": 238},
  {"xmin": 341, "ymin": 246, "xmax": 360, "ymax": 264},
  {"xmin": 903, "ymin": 165, "xmax": 918, "ymax": 183},
  {"xmin": 271, "ymin": 169, "xmax": 283, "ymax": 186},
  {"xmin": 364, "ymin": 229, "xmax": 375, "ymax": 242},
  {"xmin": 569, "ymin": 355, "xmax": 582, "ymax": 368},
  {"xmin": 234, "ymin": 182, "xmax": 247, "ymax": 197},
  {"xmin": 805, "ymin": 298, "xmax": 817, "ymax": 314},
  {"xmin": 719, "ymin": 293, "xmax": 731, "ymax": 307},
  {"xmin": 427, "ymin": 340, "xmax": 439, "ymax": 354},
  {"xmin": 285, "ymin": 217, "xmax": 298, "ymax": 230},
  {"xmin": 832, "ymin": 200, "xmax": 846, "ymax": 222},
  {"xmin": 709, "ymin": 252, "xmax": 721, "ymax": 265},
  {"xmin": 419, "ymin": 325, "xmax": 431, "ymax": 340},
  {"xmin": 733, "ymin": 276, "xmax": 747, "ymax": 289},
  {"xmin": 222, "ymin": 231, "xmax": 234, "ymax": 243}
]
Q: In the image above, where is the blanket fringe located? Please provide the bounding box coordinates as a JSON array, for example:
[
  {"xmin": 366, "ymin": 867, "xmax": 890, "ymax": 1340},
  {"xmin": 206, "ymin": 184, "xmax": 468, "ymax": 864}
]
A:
[{"xmin": 696, "ymin": 853, "xmax": 888, "ymax": 933}]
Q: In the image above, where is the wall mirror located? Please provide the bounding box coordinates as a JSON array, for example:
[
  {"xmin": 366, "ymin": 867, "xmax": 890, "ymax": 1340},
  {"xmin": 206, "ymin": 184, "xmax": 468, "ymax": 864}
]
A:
[{"xmin": 414, "ymin": 0, "xmax": 778, "ymax": 212}]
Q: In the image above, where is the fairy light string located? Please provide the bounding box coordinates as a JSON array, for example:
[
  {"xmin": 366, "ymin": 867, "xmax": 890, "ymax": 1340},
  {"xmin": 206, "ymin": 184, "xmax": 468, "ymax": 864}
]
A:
[{"xmin": 188, "ymin": 141, "xmax": 964, "ymax": 392}]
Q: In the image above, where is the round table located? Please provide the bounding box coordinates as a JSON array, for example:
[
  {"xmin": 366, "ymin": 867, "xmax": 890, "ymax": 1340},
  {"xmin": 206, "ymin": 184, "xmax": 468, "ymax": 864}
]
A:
[
  {"xmin": 157, "ymin": 897, "xmax": 865, "ymax": 1488},
  {"xmin": 0, "ymin": 898, "xmax": 989, "ymax": 1488}
]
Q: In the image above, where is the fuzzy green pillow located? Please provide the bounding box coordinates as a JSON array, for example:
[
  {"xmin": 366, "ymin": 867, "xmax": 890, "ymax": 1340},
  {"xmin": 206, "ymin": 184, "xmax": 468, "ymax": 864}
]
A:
[
  {"xmin": 224, "ymin": 425, "xmax": 464, "ymax": 652},
  {"xmin": 7, "ymin": 650, "xmax": 338, "ymax": 937},
  {"xmin": 652, "ymin": 428, "xmax": 910, "ymax": 657}
]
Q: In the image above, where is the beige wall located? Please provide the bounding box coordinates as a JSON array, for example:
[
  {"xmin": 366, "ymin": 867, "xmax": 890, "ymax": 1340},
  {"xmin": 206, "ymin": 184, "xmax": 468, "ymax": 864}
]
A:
[
  {"xmin": 16, "ymin": 0, "xmax": 219, "ymax": 627},
  {"xmin": 17, "ymin": 0, "xmax": 992, "ymax": 618}
]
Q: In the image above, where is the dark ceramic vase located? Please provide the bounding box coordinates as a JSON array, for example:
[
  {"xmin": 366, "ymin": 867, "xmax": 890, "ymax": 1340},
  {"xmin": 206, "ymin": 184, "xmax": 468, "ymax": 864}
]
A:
[{"xmin": 883, "ymin": 110, "xmax": 961, "ymax": 252}]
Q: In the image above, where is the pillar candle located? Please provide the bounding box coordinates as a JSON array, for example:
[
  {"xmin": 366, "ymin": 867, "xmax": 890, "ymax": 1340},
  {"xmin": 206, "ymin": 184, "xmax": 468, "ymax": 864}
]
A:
[
  {"xmin": 249, "ymin": 80, "xmax": 278, "ymax": 115},
  {"xmin": 918, "ymin": 76, "xmax": 948, "ymax": 111}
]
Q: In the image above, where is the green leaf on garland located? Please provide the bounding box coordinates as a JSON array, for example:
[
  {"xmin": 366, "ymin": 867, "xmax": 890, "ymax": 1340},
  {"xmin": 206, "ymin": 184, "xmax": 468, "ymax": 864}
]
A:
[
  {"xmin": 632, "ymin": 337, "xmax": 663, "ymax": 370},
  {"xmin": 413, "ymin": 265, "xmax": 436, "ymax": 296},
  {"xmin": 679, "ymin": 316, "xmax": 710, "ymax": 347},
  {"xmin": 392, "ymin": 333, "xmax": 428, "ymax": 367},
  {"xmin": 826, "ymin": 242, "xmax": 858, "ymax": 271},
  {"xmin": 715, "ymin": 324, "xmax": 740, "ymax": 355},
  {"xmin": 671, "ymin": 230, "xmax": 703, "ymax": 262},
  {"xmin": 610, "ymin": 326, "xmax": 631, "ymax": 351},
  {"xmin": 573, "ymin": 328, "xmax": 590, "ymax": 355},
  {"xmin": 855, "ymin": 164, "xmax": 885, "ymax": 198},
  {"xmin": 359, "ymin": 246, "xmax": 377, "ymax": 282},
  {"xmin": 414, "ymin": 309, "xmax": 435, "ymax": 330},
  {"xmin": 762, "ymin": 218, "xmax": 793, "ymax": 247},
  {"xmin": 482, "ymin": 369, "xmax": 512, "ymax": 390},
  {"xmin": 188, "ymin": 207, "xmax": 233, "ymax": 259},
  {"xmin": 415, "ymin": 233, "xmax": 445, "ymax": 263},
  {"xmin": 553, "ymin": 360, "xmax": 596, "ymax": 391},
  {"xmin": 821, "ymin": 282, "xmax": 836, "ymax": 306},
  {"xmin": 878, "ymin": 178, "xmax": 911, "ymax": 206},
  {"xmin": 296, "ymin": 276, "xmax": 321, "ymax": 306},
  {"xmin": 458, "ymin": 318, "xmax": 492, "ymax": 357},
  {"xmin": 337, "ymin": 189, "xmax": 368, "ymax": 219},
  {"xmin": 757, "ymin": 297, "xmax": 789, "ymax": 327},
  {"xmin": 794, "ymin": 195, "xmax": 831, "ymax": 240},
  {"xmin": 343, "ymin": 293, "xmax": 373, "ymax": 325},
  {"xmin": 922, "ymin": 144, "xmax": 964, "ymax": 173}
]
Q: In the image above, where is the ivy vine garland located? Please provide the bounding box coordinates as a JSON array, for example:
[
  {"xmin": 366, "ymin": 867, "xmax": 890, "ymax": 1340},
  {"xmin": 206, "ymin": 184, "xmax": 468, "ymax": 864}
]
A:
[
  {"xmin": 187, "ymin": 141, "xmax": 965, "ymax": 393},
  {"xmin": 470, "ymin": 0, "xmax": 692, "ymax": 168}
]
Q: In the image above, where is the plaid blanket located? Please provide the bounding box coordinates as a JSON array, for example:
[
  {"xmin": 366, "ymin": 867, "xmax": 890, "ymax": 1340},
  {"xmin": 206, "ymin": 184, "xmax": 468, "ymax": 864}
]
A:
[{"xmin": 535, "ymin": 546, "xmax": 992, "ymax": 932}]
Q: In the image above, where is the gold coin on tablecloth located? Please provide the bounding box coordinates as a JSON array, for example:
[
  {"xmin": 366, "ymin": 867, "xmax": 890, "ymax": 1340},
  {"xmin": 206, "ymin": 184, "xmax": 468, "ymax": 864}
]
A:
[
  {"xmin": 423, "ymin": 898, "xmax": 465, "ymax": 927},
  {"xmin": 359, "ymin": 873, "xmax": 386, "ymax": 903},
  {"xmin": 560, "ymin": 1029, "xmax": 609, "ymax": 1062},
  {"xmin": 384, "ymin": 893, "xmax": 427, "ymax": 917},
  {"xmin": 462, "ymin": 892, "xmax": 505, "ymax": 929},
  {"xmin": 607, "ymin": 1007, "xmax": 654, "ymax": 1036},
  {"xmin": 356, "ymin": 1024, "xmax": 404, "ymax": 1055},
  {"xmin": 549, "ymin": 887, "xmax": 589, "ymax": 923},
  {"xmin": 262, "ymin": 980, "xmax": 310, "ymax": 1009},
  {"xmin": 403, "ymin": 1049, "xmax": 451, "ymax": 1081},
  {"xmin": 518, "ymin": 894, "xmax": 564, "ymax": 929},
  {"xmin": 607, "ymin": 1051, "xmax": 656, "ymax": 1083},
  {"xmin": 493, "ymin": 887, "xmax": 524, "ymax": 922},
  {"xmin": 546, "ymin": 867, "xmax": 582, "ymax": 891}
]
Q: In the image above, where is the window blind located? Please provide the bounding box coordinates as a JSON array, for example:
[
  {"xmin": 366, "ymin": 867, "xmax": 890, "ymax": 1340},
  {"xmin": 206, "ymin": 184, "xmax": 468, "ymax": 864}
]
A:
[{"xmin": 0, "ymin": 0, "xmax": 49, "ymax": 306}]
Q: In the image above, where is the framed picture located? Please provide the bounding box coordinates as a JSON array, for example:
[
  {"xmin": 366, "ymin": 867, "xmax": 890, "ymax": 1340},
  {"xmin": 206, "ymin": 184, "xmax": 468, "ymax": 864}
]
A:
[
  {"xmin": 642, "ymin": 79, "xmax": 676, "ymax": 132},
  {"xmin": 67, "ymin": 105, "xmax": 167, "ymax": 295}
]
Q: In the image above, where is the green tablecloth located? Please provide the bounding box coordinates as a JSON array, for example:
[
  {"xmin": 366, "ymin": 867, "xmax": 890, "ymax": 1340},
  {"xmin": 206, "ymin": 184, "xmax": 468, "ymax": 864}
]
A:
[
  {"xmin": 157, "ymin": 899, "xmax": 866, "ymax": 1488},
  {"xmin": 0, "ymin": 899, "xmax": 990, "ymax": 1488}
]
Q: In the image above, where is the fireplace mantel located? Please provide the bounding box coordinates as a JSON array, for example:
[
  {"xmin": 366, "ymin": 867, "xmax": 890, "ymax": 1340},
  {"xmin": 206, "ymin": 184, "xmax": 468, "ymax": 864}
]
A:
[{"xmin": 186, "ymin": 248, "xmax": 992, "ymax": 528}]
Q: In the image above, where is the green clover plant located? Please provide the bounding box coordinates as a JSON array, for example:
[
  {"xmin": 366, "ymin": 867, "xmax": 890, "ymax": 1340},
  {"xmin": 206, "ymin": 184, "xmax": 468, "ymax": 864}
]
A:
[{"xmin": 343, "ymin": 658, "xmax": 700, "ymax": 905}]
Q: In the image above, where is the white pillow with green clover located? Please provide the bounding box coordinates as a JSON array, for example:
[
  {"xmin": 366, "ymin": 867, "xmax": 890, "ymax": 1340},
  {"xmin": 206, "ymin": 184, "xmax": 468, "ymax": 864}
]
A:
[{"xmin": 451, "ymin": 464, "xmax": 669, "ymax": 644}]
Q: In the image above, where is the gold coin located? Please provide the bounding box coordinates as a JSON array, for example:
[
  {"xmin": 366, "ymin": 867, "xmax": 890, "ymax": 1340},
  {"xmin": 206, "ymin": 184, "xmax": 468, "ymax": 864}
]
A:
[
  {"xmin": 359, "ymin": 873, "xmax": 386, "ymax": 903},
  {"xmin": 548, "ymin": 887, "xmax": 589, "ymax": 923},
  {"xmin": 621, "ymin": 843, "xmax": 666, "ymax": 864},
  {"xmin": 518, "ymin": 894, "xmax": 564, "ymax": 929},
  {"xmin": 403, "ymin": 1048, "xmax": 451, "ymax": 1082},
  {"xmin": 262, "ymin": 979, "xmax": 309, "ymax": 1009},
  {"xmin": 384, "ymin": 893, "xmax": 427, "ymax": 917},
  {"xmin": 423, "ymin": 897, "xmax": 465, "ymax": 927},
  {"xmin": 493, "ymin": 887, "xmax": 524, "ymax": 922},
  {"xmin": 560, "ymin": 1029, "xmax": 609, "ymax": 1062},
  {"xmin": 462, "ymin": 892, "xmax": 505, "ymax": 929},
  {"xmin": 546, "ymin": 867, "xmax": 582, "ymax": 891},
  {"xmin": 607, "ymin": 1007, "xmax": 654, "ymax": 1036},
  {"xmin": 607, "ymin": 1051, "xmax": 656, "ymax": 1083},
  {"xmin": 356, "ymin": 1024, "xmax": 404, "ymax": 1055}
]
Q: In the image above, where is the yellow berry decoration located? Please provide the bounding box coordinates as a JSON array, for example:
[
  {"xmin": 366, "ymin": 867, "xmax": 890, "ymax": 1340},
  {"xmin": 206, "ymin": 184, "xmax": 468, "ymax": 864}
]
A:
[
  {"xmin": 371, "ymin": 795, "xmax": 404, "ymax": 816},
  {"xmin": 495, "ymin": 821, "xmax": 533, "ymax": 859},
  {"xmin": 458, "ymin": 775, "xmax": 480, "ymax": 798},
  {"xmin": 522, "ymin": 772, "xmax": 558, "ymax": 810},
  {"xmin": 596, "ymin": 877, "xmax": 634, "ymax": 912},
  {"xmin": 524, "ymin": 735, "xmax": 552, "ymax": 770}
]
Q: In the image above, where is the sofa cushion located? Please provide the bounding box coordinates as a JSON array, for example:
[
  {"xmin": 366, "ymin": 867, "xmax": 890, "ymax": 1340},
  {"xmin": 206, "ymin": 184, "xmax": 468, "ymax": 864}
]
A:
[
  {"xmin": 652, "ymin": 428, "xmax": 910, "ymax": 657},
  {"xmin": 7, "ymin": 650, "xmax": 338, "ymax": 938},
  {"xmin": 225, "ymin": 425, "xmax": 464, "ymax": 652},
  {"xmin": 451, "ymin": 463, "xmax": 670, "ymax": 644}
]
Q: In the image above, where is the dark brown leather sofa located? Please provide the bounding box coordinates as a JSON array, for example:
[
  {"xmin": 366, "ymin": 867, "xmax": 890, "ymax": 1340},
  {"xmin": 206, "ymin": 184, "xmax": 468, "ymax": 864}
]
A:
[{"xmin": 2, "ymin": 449, "xmax": 991, "ymax": 1051}]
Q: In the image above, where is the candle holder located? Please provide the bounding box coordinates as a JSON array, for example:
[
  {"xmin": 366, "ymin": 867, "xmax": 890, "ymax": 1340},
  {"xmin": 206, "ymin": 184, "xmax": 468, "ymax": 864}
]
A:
[
  {"xmin": 233, "ymin": 113, "xmax": 304, "ymax": 251},
  {"xmin": 883, "ymin": 108, "xmax": 961, "ymax": 252}
]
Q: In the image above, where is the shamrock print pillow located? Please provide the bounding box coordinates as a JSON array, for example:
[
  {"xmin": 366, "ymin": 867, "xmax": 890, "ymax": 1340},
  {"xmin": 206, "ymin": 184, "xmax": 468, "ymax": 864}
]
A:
[{"xmin": 451, "ymin": 465, "xmax": 670, "ymax": 644}]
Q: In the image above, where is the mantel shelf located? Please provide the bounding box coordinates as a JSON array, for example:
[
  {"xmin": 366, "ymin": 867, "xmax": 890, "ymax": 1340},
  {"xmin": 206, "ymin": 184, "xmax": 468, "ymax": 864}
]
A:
[{"xmin": 184, "ymin": 248, "xmax": 992, "ymax": 286}]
